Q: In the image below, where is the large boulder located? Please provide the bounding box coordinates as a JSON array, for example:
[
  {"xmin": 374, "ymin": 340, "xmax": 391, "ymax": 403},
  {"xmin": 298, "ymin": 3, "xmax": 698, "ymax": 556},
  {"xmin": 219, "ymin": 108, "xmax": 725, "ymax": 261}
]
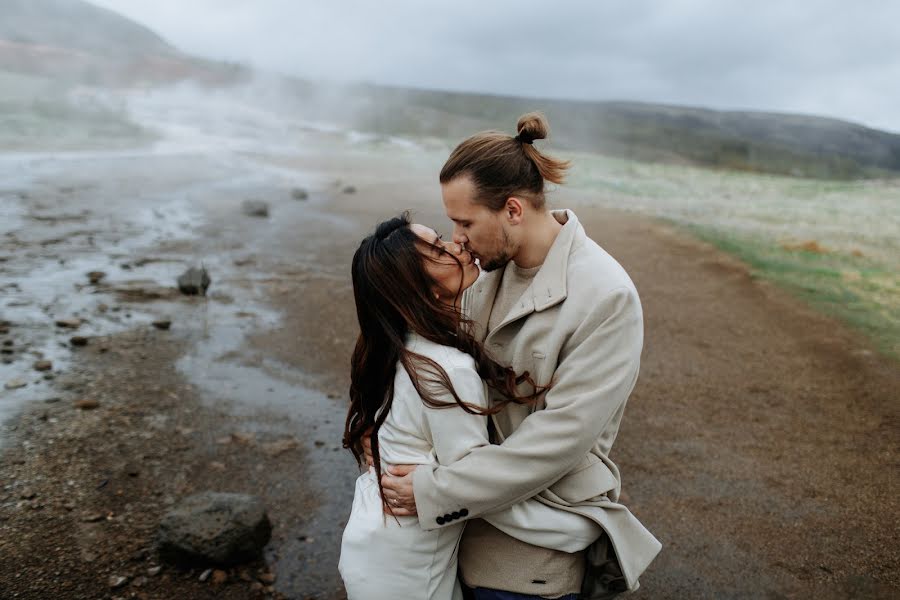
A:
[{"xmin": 156, "ymin": 492, "xmax": 272, "ymax": 567}]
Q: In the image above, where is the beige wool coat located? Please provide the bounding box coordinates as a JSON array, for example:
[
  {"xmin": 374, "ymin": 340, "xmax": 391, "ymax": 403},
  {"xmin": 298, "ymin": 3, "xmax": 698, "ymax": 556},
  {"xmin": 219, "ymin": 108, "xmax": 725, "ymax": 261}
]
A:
[{"xmin": 411, "ymin": 210, "xmax": 661, "ymax": 596}]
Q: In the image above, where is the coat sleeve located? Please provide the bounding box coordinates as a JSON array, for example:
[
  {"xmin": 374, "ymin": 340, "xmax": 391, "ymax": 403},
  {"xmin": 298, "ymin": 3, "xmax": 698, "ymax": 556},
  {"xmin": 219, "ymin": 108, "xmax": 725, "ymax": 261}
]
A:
[
  {"xmin": 412, "ymin": 286, "xmax": 643, "ymax": 531},
  {"xmin": 423, "ymin": 364, "xmax": 603, "ymax": 552}
]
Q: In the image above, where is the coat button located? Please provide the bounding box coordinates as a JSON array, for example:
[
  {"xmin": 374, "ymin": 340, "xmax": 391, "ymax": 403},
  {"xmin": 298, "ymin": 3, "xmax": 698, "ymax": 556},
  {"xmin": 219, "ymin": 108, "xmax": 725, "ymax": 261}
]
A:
[
  {"xmin": 443, "ymin": 513, "xmax": 452, "ymax": 522},
  {"xmin": 459, "ymin": 508, "xmax": 469, "ymax": 517},
  {"xmin": 436, "ymin": 516, "xmax": 445, "ymax": 525},
  {"xmin": 451, "ymin": 511, "xmax": 460, "ymax": 520}
]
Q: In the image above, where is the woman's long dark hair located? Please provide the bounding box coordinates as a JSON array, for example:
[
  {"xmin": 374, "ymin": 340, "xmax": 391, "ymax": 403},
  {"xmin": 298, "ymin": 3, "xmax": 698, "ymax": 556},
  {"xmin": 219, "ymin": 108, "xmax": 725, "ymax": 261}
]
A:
[{"xmin": 343, "ymin": 212, "xmax": 547, "ymax": 514}]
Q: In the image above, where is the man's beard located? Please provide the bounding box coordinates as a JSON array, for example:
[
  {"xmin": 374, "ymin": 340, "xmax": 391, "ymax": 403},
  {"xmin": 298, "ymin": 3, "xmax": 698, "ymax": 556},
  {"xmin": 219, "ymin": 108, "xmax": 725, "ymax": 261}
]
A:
[
  {"xmin": 480, "ymin": 250, "xmax": 511, "ymax": 272},
  {"xmin": 479, "ymin": 228, "xmax": 513, "ymax": 272}
]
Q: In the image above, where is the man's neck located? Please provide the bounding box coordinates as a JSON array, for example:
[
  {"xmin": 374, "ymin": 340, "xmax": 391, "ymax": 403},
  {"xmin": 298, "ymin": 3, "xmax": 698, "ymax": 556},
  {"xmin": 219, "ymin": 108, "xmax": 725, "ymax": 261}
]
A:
[{"xmin": 512, "ymin": 210, "xmax": 564, "ymax": 269}]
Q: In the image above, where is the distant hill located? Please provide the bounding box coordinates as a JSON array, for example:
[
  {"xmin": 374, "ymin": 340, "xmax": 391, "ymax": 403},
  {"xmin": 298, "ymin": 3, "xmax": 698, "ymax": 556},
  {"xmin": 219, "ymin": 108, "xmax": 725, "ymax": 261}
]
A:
[
  {"xmin": 317, "ymin": 85, "xmax": 900, "ymax": 179},
  {"xmin": 0, "ymin": 0, "xmax": 247, "ymax": 85}
]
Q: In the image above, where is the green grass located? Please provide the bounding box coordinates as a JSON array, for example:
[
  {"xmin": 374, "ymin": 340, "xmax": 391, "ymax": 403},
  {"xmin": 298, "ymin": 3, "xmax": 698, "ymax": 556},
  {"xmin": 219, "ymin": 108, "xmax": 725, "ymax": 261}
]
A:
[{"xmin": 680, "ymin": 224, "xmax": 899, "ymax": 358}]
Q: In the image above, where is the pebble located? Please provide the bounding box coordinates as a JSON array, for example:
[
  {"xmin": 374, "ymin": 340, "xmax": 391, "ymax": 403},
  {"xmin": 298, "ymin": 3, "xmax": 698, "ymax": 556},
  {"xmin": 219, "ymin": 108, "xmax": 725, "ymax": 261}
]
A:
[
  {"xmin": 55, "ymin": 318, "xmax": 82, "ymax": 329},
  {"xmin": 73, "ymin": 399, "xmax": 100, "ymax": 410},
  {"xmin": 147, "ymin": 566, "xmax": 162, "ymax": 577},
  {"xmin": 33, "ymin": 360, "xmax": 53, "ymax": 372},
  {"xmin": 108, "ymin": 575, "xmax": 129, "ymax": 589},
  {"xmin": 198, "ymin": 568, "xmax": 212, "ymax": 582},
  {"xmin": 151, "ymin": 320, "xmax": 172, "ymax": 330},
  {"xmin": 258, "ymin": 572, "xmax": 276, "ymax": 584},
  {"xmin": 211, "ymin": 569, "xmax": 228, "ymax": 585},
  {"xmin": 87, "ymin": 271, "xmax": 106, "ymax": 284},
  {"xmin": 70, "ymin": 336, "xmax": 89, "ymax": 347},
  {"xmin": 5, "ymin": 379, "xmax": 27, "ymax": 390}
]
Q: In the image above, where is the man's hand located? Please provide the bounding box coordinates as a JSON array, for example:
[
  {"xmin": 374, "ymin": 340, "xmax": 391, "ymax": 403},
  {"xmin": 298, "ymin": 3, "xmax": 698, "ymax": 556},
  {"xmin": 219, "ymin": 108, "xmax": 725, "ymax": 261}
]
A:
[
  {"xmin": 380, "ymin": 464, "xmax": 418, "ymax": 516},
  {"xmin": 361, "ymin": 428, "xmax": 374, "ymax": 467}
]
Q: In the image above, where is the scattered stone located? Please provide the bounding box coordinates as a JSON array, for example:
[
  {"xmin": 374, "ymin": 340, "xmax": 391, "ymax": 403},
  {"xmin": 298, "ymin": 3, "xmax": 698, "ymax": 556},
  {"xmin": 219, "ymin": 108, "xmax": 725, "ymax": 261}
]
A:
[
  {"xmin": 55, "ymin": 318, "xmax": 82, "ymax": 329},
  {"xmin": 198, "ymin": 569, "xmax": 212, "ymax": 582},
  {"xmin": 33, "ymin": 360, "xmax": 52, "ymax": 372},
  {"xmin": 177, "ymin": 267, "xmax": 211, "ymax": 296},
  {"xmin": 73, "ymin": 399, "xmax": 100, "ymax": 410},
  {"xmin": 208, "ymin": 461, "xmax": 226, "ymax": 471},
  {"xmin": 152, "ymin": 320, "xmax": 172, "ymax": 331},
  {"xmin": 250, "ymin": 582, "xmax": 264, "ymax": 592},
  {"xmin": 131, "ymin": 575, "xmax": 148, "ymax": 588},
  {"xmin": 156, "ymin": 492, "xmax": 272, "ymax": 567},
  {"xmin": 124, "ymin": 463, "xmax": 141, "ymax": 477},
  {"xmin": 261, "ymin": 438, "xmax": 298, "ymax": 457},
  {"xmin": 97, "ymin": 303, "xmax": 109, "ymax": 313},
  {"xmin": 342, "ymin": 185, "xmax": 357, "ymax": 194},
  {"xmin": 70, "ymin": 336, "xmax": 89, "ymax": 347},
  {"xmin": 241, "ymin": 200, "xmax": 270, "ymax": 217},
  {"xmin": 109, "ymin": 285, "xmax": 180, "ymax": 302},
  {"xmin": 81, "ymin": 513, "xmax": 106, "ymax": 523},
  {"xmin": 290, "ymin": 187, "xmax": 309, "ymax": 200},
  {"xmin": 87, "ymin": 271, "xmax": 106, "ymax": 284},
  {"xmin": 44, "ymin": 397, "xmax": 61, "ymax": 403},
  {"xmin": 211, "ymin": 569, "xmax": 228, "ymax": 585},
  {"xmin": 230, "ymin": 432, "xmax": 255, "ymax": 446},
  {"xmin": 5, "ymin": 379, "xmax": 27, "ymax": 390},
  {"xmin": 314, "ymin": 440, "xmax": 325, "ymax": 447},
  {"xmin": 20, "ymin": 489, "xmax": 36, "ymax": 500},
  {"xmin": 109, "ymin": 575, "xmax": 129, "ymax": 589},
  {"xmin": 258, "ymin": 571, "xmax": 276, "ymax": 584},
  {"xmin": 2, "ymin": 340, "xmax": 11, "ymax": 346},
  {"xmin": 147, "ymin": 566, "xmax": 162, "ymax": 577}
]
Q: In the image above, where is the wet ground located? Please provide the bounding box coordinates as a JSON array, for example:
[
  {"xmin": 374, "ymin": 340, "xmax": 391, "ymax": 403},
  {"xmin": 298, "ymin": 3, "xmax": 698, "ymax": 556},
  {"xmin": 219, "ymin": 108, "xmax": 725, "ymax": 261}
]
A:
[{"xmin": 1, "ymin": 90, "xmax": 898, "ymax": 599}]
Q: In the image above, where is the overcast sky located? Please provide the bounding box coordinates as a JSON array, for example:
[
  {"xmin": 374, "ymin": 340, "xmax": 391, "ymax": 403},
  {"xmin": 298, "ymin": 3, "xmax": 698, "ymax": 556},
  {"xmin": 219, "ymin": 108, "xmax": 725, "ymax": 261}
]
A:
[{"xmin": 90, "ymin": 0, "xmax": 900, "ymax": 132}]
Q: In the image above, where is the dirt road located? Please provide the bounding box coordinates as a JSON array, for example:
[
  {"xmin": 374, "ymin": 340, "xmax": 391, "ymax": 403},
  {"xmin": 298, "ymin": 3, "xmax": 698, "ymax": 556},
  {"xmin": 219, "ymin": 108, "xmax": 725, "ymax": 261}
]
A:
[{"xmin": 0, "ymin": 137, "xmax": 897, "ymax": 599}]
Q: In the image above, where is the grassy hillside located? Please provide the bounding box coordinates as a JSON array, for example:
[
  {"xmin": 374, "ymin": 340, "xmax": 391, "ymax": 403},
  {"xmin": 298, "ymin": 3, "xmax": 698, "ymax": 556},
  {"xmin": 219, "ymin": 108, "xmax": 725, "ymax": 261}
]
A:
[{"xmin": 319, "ymin": 84, "xmax": 900, "ymax": 180}]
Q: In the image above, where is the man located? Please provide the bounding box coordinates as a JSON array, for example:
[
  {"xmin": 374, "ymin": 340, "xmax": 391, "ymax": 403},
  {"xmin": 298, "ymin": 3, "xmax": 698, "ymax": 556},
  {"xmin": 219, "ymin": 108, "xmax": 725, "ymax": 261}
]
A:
[{"xmin": 378, "ymin": 113, "xmax": 660, "ymax": 599}]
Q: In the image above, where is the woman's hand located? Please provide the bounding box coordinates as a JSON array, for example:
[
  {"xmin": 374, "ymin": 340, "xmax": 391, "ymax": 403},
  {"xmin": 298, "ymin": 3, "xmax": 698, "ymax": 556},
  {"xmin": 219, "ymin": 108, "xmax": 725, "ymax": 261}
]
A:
[{"xmin": 381, "ymin": 465, "xmax": 418, "ymax": 516}]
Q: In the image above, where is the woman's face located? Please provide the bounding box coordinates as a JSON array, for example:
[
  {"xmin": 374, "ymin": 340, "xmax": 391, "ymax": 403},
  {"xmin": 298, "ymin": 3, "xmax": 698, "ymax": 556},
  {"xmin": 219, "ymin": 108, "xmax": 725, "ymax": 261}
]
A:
[{"xmin": 410, "ymin": 223, "xmax": 479, "ymax": 300}]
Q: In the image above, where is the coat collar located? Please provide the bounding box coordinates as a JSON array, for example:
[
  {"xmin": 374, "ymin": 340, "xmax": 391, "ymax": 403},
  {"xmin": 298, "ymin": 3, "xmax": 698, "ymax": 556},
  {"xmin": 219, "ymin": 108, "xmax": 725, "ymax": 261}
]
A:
[{"xmin": 464, "ymin": 209, "xmax": 582, "ymax": 341}]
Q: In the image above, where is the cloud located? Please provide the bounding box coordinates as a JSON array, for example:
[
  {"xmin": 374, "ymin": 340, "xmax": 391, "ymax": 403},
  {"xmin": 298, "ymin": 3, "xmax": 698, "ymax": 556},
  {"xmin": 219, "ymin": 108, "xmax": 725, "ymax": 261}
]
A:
[{"xmin": 89, "ymin": 0, "xmax": 900, "ymax": 131}]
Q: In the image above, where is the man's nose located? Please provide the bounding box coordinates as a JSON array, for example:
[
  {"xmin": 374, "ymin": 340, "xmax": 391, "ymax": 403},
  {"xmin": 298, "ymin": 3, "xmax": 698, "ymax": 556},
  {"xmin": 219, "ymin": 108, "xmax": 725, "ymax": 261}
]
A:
[{"xmin": 452, "ymin": 229, "xmax": 468, "ymax": 246}]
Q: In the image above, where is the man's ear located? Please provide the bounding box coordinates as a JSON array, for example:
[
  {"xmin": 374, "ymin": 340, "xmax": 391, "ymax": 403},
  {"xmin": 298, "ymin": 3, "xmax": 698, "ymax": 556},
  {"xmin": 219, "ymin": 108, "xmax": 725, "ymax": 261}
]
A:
[{"xmin": 505, "ymin": 197, "xmax": 524, "ymax": 225}]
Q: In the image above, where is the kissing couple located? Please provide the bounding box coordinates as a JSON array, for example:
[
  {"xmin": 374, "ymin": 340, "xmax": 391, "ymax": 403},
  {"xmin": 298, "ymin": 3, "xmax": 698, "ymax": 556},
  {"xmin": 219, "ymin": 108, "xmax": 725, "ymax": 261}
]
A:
[{"xmin": 339, "ymin": 112, "xmax": 661, "ymax": 600}]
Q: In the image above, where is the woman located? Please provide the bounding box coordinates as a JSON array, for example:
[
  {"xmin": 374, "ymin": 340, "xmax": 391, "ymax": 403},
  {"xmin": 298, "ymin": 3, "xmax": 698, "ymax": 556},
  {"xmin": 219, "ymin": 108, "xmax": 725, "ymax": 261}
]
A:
[{"xmin": 338, "ymin": 213, "xmax": 600, "ymax": 600}]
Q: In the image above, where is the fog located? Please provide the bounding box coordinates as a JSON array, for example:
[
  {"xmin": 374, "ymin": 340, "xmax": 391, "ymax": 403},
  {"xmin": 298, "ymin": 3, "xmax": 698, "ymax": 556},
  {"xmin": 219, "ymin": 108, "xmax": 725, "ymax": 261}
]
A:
[{"xmin": 88, "ymin": 0, "xmax": 900, "ymax": 132}]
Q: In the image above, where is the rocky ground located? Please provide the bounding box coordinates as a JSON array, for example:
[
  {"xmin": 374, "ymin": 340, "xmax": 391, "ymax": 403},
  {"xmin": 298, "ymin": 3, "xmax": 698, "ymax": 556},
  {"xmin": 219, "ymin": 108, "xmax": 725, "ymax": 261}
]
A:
[{"xmin": 0, "ymin": 111, "xmax": 897, "ymax": 599}]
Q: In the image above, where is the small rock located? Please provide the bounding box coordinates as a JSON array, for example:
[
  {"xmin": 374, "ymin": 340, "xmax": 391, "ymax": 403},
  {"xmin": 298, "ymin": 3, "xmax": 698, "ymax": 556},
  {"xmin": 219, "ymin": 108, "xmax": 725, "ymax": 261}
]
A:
[
  {"xmin": 97, "ymin": 303, "xmax": 109, "ymax": 313},
  {"xmin": 73, "ymin": 399, "xmax": 100, "ymax": 410},
  {"xmin": 2, "ymin": 340, "xmax": 11, "ymax": 346},
  {"xmin": 250, "ymin": 582, "xmax": 264, "ymax": 592},
  {"xmin": 342, "ymin": 185, "xmax": 357, "ymax": 194},
  {"xmin": 152, "ymin": 320, "xmax": 172, "ymax": 331},
  {"xmin": 55, "ymin": 318, "xmax": 82, "ymax": 328},
  {"xmin": 258, "ymin": 572, "xmax": 276, "ymax": 584},
  {"xmin": 230, "ymin": 432, "xmax": 255, "ymax": 446},
  {"xmin": 82, "ymin": 513, "xmax": 106, "ymax": 523},
  {"xmin": 70, "ymin": 336, "xmax": 89, "ymax": 347},
  {"xmin": 177, "ymin": 267, "xmax": 211, "ymax": 296},
  {"xmin": 261, "ymin": 438, "xmax": 298, "ymax": 457},
  {"xmin": 198, "ymin": 568, "xmax": 212, "ymax": 582},
  {"xmin": 208, "ymin": 461, "xmax": 226, "ymax": 471},
  {"xmin": 131, "ymin": 575, "xmax": 148, "ymax": 588},
  {"xmin": 33, "ymin": 360, "xmax": 52, "ymax": 372},
  {"xmin": 109, "ymin": 575, "xmax": 129, "ymax": 589},
  {"xmin": 147, "ymin": 566, "xmax": 162, "ymax": 576},
  {"xmin": 290, "ymin": 187, "xmax": 309, "ymax": 200},
  {"xmin": 241, "ymin": 200, "xmax": 270, "ymax": 217},
  {"xmin": 20, "ymin": 489, "xmax": 36, "ymax": 500},
  {"xmin": 87, "ymin": 271, "xmax": 106, "ymax": 284},
  {"xmin": 5, "ymin": 379, "xmax": 27, "ymax": 390},
  {"xmin": 211, "ymin": 569, "xmax": 228, "ymax": 585}
]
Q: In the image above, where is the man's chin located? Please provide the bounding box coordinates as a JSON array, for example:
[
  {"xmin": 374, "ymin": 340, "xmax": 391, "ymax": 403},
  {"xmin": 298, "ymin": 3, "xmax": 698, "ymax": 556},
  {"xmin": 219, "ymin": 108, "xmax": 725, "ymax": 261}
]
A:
[{"xmin": 480, "ymin": 256, "xmax": 510, "ymax": 272}]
